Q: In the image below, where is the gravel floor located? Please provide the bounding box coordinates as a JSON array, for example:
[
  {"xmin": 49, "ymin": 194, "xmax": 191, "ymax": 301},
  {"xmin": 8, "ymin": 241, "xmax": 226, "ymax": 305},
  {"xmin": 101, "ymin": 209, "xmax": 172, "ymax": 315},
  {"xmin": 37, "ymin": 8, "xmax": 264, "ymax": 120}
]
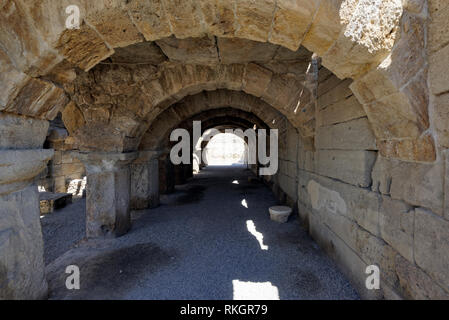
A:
[
  {"xmin": 43, "ymin": 165, "xmax": 359, "ymax": 300},
  {"xmin": 41, "ymin": 198, "xmax": 85, "ymax": 265}
]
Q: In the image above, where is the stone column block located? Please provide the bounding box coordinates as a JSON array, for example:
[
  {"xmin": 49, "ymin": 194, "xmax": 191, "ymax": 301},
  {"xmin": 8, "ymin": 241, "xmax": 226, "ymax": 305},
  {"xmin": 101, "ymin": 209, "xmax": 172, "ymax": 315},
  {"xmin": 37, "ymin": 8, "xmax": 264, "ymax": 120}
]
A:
[
  {"xmin": 130, "ymin": 151, "xmax": 161, "ymax": 210},
  {"xmin": 72, "ymin": 152, "xmax": 137, "ymax": 238},
  {"xmin": 0, "ymin": 149, "xmax": 53, "ymax": 299}
]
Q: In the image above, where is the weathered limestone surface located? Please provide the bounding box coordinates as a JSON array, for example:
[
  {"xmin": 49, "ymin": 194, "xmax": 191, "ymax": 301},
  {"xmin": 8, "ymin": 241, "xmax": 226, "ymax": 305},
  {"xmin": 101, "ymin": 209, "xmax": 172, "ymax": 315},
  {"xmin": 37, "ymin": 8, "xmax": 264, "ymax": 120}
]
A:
[
  {"xmin": 371, "ymin": 156, "xmax": 444, "ymax": 216},
  {"xmin": 299, "ymin": 171, "xmax": 380, "ymax": 237},
  {"xmin": 156, "ymin": 37, "xmax": 219, "ymax": 65},
  {"xmin": 73, "ymin": 152, "xmax": 137, "ymax": 238},
  {"xmin": 379, "ymin": 196, "xmax": 414, "ymax": 263},
  {"xmin": 395, "ymin": 254, "xmax": 449, "ymax": 299},
  {"xmin": 315, "ymin": 150, "xmax": 377, "ymax": 187},
  {"xmin": 348, "ymin": 5, "xmax": 434, "ymax": 162},
  {"xmin": 298, "ymin": 168, "xmax": 449, "ymax": 299},
  {"xmin": 317, "ymin": 95, "xmax": 366, "ymax": 127},
  {"xmin": 36, "ymin": 125, "xmax": 86, "ymax": 195},
  {"xmin": 307, "ymin": 204, "xmax": 383, "ymax": 300},
  {"xmin": 39, "ymin": 192, "xmax": 73, "ymax": 215},
  {"xmin": 0, "ymin": 0, "xmax": 431, "ymax": 163},
  {"xmin": 432, "ymin": 90, "xmax": 449, "ymax": 150},
  {"xmin": 130, "ymin": 151, "xmax": 160, "ymax": 210},
  {"xmin": 0, "ymin": 114, "xmax": 49, "ymax": 149},
  {"xmin": 0, "ymin": 186, "xmax": 48, "ymax": 299},
  {"xmin": 376, "ymin": 134, "xmax": 436, "ymax": 162},
  {"xmin": 429, "ymin": 43, "xmax": 449, "ymax": 95},
  {"xmin": 69, "ymin": 61, "xmax": 297, "ymax": 152},
  {"xmin": 428, "ymin": 0, "xmax": 449, "ymax": 53},
  {"xmin": 445, "ymin": 150, "xmax": 449, "ymax": 221},
  {"xmin": 140, "ymin": 91, "xmax": 281, "ymax": 150},
  {"xmin": 315, "ymin": 118, "xmax": 377, "ymax": 151},
  {"xmin": 0, "ymin": 149, "xmax": 54, "ymax": 195},
  {"xmin": 278, "ymin": 173, "xmax": 296, "ymax": 201},
  {"xmin": 414, "ymin": 208, "xmax": 449, "ymax": 291}
]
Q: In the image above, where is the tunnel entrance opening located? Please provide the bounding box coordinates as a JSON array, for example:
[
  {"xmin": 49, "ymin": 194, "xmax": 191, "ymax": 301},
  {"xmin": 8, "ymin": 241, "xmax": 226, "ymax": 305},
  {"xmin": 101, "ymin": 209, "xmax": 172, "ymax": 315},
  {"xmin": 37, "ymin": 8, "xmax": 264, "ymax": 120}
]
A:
[{"xmin": 201, "ymin": 132, "xmax": 247, "ymax": 167}]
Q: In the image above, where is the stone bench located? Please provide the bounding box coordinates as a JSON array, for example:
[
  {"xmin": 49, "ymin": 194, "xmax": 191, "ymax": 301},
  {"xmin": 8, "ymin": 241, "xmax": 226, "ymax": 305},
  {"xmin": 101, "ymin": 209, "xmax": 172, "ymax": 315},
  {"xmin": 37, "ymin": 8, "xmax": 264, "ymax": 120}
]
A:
[{"xmin": 39, "ymin": 192, "xmax": 72, "ymax": 215}]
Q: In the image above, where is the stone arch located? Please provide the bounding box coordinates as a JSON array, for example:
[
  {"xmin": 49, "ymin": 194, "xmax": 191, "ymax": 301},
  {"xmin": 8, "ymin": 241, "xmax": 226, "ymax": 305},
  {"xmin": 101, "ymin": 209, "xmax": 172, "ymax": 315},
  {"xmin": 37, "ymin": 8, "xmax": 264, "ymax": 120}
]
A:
[
  {"xmin": 67, "ymin": 63, "xmax": 309, "ymax": 152},
  {"xmin": 1, "ymin": 0, "xmax": 444, "ymax": 301},
  {"xmin": 147, "ymin": 111, "xmax": 269, "ymax": 150},
  {"xmin": 3, "ymin": 0, "xmax": 401, "ymax": 76},
  {"xmin": 139, "ymin": 90, "xmax": 283, "ymax": 151},
  {"xmin": 1, "ymin": 0, "xmax": 433, "ymax": 161}
]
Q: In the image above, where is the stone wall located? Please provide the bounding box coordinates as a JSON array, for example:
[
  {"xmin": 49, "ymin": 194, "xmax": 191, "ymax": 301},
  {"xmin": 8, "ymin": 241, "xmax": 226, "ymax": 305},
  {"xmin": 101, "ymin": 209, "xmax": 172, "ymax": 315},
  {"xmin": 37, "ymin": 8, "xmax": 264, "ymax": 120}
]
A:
[
  {"xmin": 276, "ymin": 121, "xmax": 299, "ymax": 207},
  {"xmin": 1, "ymin": 0, "xmax": 447, "ymax": 300},
  {"xmin": 37, "ymin": 117, "xmax": 85, "ymax": 197},
  {"xmin": 291, "ymin": 69, "xmax": 449, "ymax": 299},
  {"xmin": 429, "ymin": 0, "xmax": 449, "ymax": 152}
]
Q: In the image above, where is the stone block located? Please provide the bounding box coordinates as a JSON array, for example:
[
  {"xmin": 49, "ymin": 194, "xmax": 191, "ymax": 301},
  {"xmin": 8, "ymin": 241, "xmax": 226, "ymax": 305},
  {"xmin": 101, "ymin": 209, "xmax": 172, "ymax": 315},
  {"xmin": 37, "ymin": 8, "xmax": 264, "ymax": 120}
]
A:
[
  {"xmin": 315, "ymin": 118, "xmax": 377, "ymax": 150},
  {"xmin": 428, "ymin": 1, "xmax": 449, "ymax": 53},
  {"xmin": 377, "ymin": 134, "xmax": 436, "ymax": 163},
  {"xmin": 379, "ymin": 197, "xmax": 414, "ymax": 262},
  {"xmin": 156, "ymin": 36, "xmax": 219, "ymax": 65},
  {"xmin": 278, "ymin": 173, "xmax": 296, "ymax": 200},
  {"xmin": 414, "ymin": 208, "xmax": 449, "ymax": 290},
  {"xmin": 316, "ymin": 150, "xmax": 377, "ymax": 187},
  {"xmin": 0, "ymin": 149, "xmax": 54, "ymax": 195},
  {"xmin": 299, "ymin": 170, "xmax": 381, "ymax": 237},
  {"xmin": 73, "ymin": 152, "xmax": 137, "ymax": 238},
  {"xmin": 217, "ymin": 38, "xmax": 278, "ymax": 64},
  {"xmin": 0, "ymin": 186, "xmax": 48, "ymax": 299},
  {"xmin": 86, "ymin": 165, "xmax": 131, "ymax": 238},
  {"xmin": 56, "ymin": 23, "xmax": 114, "ymax": 71},
  {"xmin": 317, "ymin": 79, "xmax": 353, "ymax": 109},
  {"xmin": 433, "ymin": 92, "xmax": 449, "ymax": 149},
  {"xmin": 130, "ymin": 158, "xmax": 160, "ymax": 210},
  {"xmin": 308, "ymin": 212, "xmax": 382, "ymax": 300},
  {"xmin": 0, "ymin": 114, "xmax": 49, "ymax": 149},
  {"xmin": 317, "ymin": 95, "xmax": 366, "ymax": 127},
  {"xmin": 395, "ymin": 254, "xmax": 449, "ymax": 299},
  {"xmin": 235, "ymin": 0, "xmax": 275, "ymax": 42},
  {"xmin": 269, "ymin": 0, "xmax": 318, "ymax": 50},
  {"xmin": 445, "ymin": 150, "xmax": 449, "ymax": 221},
  {"xmin": 429, "ymin": 43, "xmax": 449, "ymax": 95},
  {"xmin": 301, "ymin": 0, "xmax": 343, "ymax": 56},
  {"xmin": 318, "ymin": 75, "xmax": 344, "ymax": 97},
  {"xmin": 372, "ymin": 156, "xmax": 444, "ymax": 216},
  {"xmin": 163, "ymin": 1, "xmax": 204, "ymax": 38},
  {"xmin": 127, "ymin": 0, "xmax": 172, "ymax": 41},
  {"xmin": 85, "ymin": 6, "xmax": 143, "ymax": 48},
  {"xmin": 39, "ymin": 192, "xmax": 73, "ymax": 215},
  {"xmin": 355, "ymin": 227, "xmax": 399, "ymax": 288}
]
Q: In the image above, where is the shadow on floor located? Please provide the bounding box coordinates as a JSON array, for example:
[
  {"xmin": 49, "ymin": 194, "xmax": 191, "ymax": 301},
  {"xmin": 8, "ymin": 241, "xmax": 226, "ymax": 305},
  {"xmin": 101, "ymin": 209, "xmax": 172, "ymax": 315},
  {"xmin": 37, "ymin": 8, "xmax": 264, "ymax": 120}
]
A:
[{"xmin": 43, "ymin": 165, "xmax": 359, "ymax": 300}]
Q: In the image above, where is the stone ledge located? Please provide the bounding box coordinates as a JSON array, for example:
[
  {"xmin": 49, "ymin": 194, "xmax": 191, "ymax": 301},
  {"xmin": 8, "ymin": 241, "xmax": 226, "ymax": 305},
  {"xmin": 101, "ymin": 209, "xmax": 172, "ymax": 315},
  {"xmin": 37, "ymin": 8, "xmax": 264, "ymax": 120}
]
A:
[
  {"xmin": 132, "ymin": 150, "xmax": 163, "ymax": 164},
  {"xmin": 0, "ymin": 149, "xmax": 54, "ymax": 195},
  {"xmin": 70, "ymin": 151, "xmax": 138, "ymax": 161},
  {"xmin": 39, "ymin": 192, "xmax": 73, "ymax": 215}
]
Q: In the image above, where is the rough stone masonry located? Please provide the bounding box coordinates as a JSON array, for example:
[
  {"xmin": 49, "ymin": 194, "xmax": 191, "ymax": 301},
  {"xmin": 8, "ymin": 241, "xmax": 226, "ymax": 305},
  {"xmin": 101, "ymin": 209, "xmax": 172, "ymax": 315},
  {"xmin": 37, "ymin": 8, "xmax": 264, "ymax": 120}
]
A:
[{"xmin": 0, "ymin": 0, "xmax": 448, "ymax": 300}]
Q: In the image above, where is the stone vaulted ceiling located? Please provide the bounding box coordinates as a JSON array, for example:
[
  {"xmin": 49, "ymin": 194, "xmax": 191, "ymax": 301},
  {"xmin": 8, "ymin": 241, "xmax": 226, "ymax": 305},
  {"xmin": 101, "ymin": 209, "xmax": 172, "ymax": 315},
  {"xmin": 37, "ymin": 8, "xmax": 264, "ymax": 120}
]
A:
[{"xmin": 0, "ymin": 0, "xmax": 435, "ymax": 161}]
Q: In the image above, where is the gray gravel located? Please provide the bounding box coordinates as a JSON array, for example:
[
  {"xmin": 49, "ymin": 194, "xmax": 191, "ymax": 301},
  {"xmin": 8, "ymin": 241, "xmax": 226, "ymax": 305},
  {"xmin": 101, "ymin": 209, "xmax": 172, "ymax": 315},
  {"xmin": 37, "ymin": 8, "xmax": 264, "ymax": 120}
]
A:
[
  {"xmin": 44, "ymin": 166, "xmax": 359, "ymax": 300},
  {"xmin": 41, "ymin": 198, "xmax": 85, "ymax": 265}
]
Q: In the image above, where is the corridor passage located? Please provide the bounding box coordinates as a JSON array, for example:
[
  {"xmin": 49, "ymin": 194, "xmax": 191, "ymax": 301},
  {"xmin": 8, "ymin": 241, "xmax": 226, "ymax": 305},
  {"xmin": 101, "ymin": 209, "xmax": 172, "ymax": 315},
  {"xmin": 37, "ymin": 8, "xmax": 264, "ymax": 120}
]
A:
[{"xmin": 43, "ymin": 166, "xmax": 358, "ymax": 300}]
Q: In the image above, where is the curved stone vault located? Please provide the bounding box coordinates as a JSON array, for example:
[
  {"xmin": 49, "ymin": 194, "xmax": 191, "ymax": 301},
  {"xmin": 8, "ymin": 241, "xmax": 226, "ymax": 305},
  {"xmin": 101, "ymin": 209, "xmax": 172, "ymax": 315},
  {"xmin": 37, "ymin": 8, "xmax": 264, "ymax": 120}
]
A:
[
  {"xmin": 0, "ymin": 0, "xmax": 435, "ymax": 160},
  {"xmin": 1, "ymin": 0, "xmax": 448, "ymax": 301}
]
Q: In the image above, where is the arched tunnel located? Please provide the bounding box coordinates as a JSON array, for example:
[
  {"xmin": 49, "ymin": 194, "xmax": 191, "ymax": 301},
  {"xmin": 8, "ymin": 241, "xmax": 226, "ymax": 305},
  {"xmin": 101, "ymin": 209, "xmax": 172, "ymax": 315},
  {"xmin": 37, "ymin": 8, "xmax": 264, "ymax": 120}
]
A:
[{"xmin": 0, "ymin": 0, "xmax": 448, "ymax": 301}]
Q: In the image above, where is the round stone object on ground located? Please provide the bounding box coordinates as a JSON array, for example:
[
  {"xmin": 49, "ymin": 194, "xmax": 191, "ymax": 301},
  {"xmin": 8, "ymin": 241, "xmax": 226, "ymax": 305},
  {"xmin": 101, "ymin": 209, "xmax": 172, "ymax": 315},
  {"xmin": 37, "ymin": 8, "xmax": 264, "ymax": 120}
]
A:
[{"xmin": 269, "ymin": 206, "xmax": 292, "ymax": 223}]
